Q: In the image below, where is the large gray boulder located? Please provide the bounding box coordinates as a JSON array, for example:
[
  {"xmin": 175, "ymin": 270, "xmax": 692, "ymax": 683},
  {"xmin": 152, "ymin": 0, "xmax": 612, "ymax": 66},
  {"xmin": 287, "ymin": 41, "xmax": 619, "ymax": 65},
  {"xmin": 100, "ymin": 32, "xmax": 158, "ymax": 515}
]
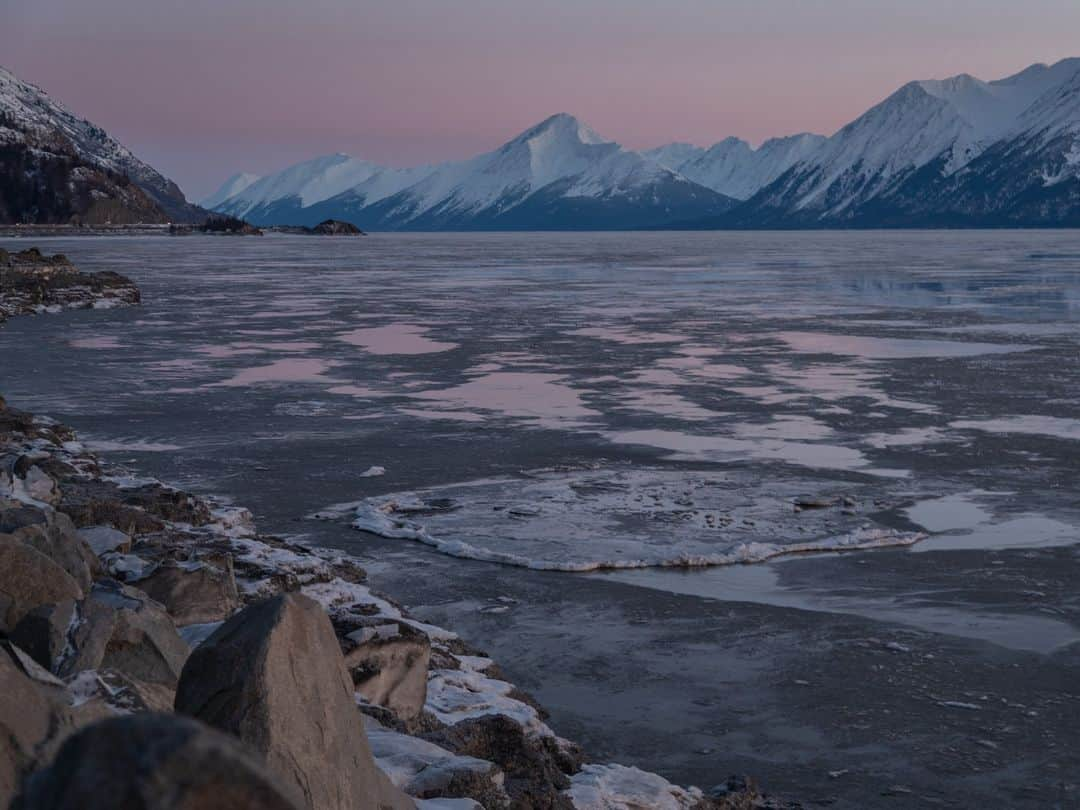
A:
[
  {"xmin": 136, "ymin": 557, "xmax": 240, "ymax": 626},
  {"xmin": 60, "ymin": 580, "xmax": 189, "ymax": 685},
  {"xmin": 0, "ymin": 536, "xmax": 83, "ymax": 634},
  {"xmin": 13, "ymin": 713, "xmax": 303, "ymax": 810},
  {"xmin": 175, "ymin": 593, "xmax": 414, "ymax": 810}
]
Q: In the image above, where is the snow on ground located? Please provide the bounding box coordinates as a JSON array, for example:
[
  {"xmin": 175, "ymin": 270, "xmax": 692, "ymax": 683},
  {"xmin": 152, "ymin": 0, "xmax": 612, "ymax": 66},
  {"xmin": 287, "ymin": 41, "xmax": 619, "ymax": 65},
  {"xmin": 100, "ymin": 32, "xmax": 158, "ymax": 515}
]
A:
[{"xmin": 565, "ymin": 763, "xmax": 706, "ymax": 810}]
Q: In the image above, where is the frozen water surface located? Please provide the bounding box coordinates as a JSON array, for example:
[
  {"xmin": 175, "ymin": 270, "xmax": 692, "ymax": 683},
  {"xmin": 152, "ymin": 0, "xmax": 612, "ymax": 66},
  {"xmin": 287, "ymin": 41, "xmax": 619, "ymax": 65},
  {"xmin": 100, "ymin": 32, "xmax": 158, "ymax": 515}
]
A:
[{"xmin": 3, "ymin": 231, "xmax": 1080, "ymax": 809}]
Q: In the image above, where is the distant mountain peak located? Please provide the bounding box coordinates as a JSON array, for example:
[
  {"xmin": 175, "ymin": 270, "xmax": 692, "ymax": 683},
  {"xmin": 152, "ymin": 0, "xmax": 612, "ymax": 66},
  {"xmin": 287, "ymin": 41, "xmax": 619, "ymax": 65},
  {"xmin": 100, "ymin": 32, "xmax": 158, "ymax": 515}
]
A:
[
  {"xmin": 199, "ymin": 172, "xmax": 261, "ymax": 209},
  {"xmin": 506, "ymin": 113, "xmax": 609, "ymax": 150}
]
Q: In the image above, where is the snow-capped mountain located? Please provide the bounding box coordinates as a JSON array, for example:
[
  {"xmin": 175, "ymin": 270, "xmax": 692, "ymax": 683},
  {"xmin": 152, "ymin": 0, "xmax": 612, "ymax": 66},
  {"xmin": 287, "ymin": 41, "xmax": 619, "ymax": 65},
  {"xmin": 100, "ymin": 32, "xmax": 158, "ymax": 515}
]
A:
[
  {"xmin": 648, "ymin": 133, "xmax": 826, "ymax": 200},
  {"xmin": 211, "ymin": 114, "xmax": 737, "ymax": 230},
  {"xmin": 213, "ymin": 153, "xmax": 435, "ymax": 225},
  {"xmin": 200, "ymin": 172, "xmax": 261, "ymax": 209},
  {"xmin": 206, "ymin": 58, "xmax": 1080, "ymax": 230},
  {"xmin": 0, "ymin": 65, "xmax": 204, "ymax": 223},
  {"xmin": 729, "ymin": 58, "xmax": 1080, "ymax": 226}
]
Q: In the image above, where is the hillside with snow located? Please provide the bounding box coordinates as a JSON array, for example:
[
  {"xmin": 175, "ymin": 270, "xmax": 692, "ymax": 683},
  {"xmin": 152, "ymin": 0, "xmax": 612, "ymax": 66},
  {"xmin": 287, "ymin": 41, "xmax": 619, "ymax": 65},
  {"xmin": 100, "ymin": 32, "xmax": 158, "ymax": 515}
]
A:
[
  {"xmin": 727, "ymin": 58, "xmax": 1080, "ymax": 227},
  {"xmin": 0, "ymin": 65, "xmax": 205, "ymax": 224}
]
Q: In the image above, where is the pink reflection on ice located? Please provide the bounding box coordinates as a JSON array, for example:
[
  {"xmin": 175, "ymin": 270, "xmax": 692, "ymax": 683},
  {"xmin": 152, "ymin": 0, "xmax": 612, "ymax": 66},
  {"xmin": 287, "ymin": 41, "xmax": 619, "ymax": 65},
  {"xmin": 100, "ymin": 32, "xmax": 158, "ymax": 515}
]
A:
[
  {"xmin": 338, "ymin": 323, "xmax": 459, "ymax": 355},
  {"xmin": 411, "ymin": 372, "xmax": 597, "ymax": 428},
  {"xmin": 215, "ymin": 358, "xmax": 340, "ymax": 387}
]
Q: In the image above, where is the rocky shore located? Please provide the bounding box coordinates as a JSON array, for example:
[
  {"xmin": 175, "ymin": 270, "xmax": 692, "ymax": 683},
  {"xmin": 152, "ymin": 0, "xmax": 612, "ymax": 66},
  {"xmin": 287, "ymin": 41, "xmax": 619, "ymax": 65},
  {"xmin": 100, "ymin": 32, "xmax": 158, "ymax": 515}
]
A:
[
  {"xmin": 0, "ymin": 252, "xmax": 795, "ymax": 810},
  {"xmin": 0, "ymin": 248, "xmax": 139, "ymax": 323}
]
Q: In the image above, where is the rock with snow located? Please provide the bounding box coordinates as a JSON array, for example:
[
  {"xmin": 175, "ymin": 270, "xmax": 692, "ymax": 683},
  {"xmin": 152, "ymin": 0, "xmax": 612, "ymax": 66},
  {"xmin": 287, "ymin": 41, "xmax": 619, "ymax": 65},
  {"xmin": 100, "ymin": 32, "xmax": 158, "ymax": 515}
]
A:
[
  {"xmin": 366, "ymin": 717, "xmax": 509, "ymax": 807},
  {"xmin": 175, "ymin": 593, "xmax": 414, "ymax": 810},
  {"xmin": 59, "ymin": 579, "xmax": 190, "ymax": 686},
  {"xmin": 565, "ymin": 763, "xmax": 706, "ymax": 810}
]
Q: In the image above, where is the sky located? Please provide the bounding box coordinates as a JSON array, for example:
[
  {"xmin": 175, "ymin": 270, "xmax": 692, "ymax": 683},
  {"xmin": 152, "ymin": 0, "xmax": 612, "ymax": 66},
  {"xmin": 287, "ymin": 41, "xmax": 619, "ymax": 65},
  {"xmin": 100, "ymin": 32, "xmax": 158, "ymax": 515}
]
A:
[{"xmin": 3, "ymin": 0, "xmax": 1079, "ymax": 201}]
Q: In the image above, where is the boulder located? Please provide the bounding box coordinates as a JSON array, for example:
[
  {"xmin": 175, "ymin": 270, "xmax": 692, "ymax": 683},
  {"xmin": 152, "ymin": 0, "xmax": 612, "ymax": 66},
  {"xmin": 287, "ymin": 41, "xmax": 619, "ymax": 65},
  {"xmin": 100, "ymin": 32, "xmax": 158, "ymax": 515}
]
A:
[
  {"xmin": 136, "ymin": 557, "xmax": 240, "ymax": 626},
  {"xmin": 0, "ymin": 536, "xmax": 83, "ymax": 634},
  {"xmin": 7, "ymin": 509, "xmax": 98, "ymax": 591},
  {"xmin": 340, "ymin": 620, "xmax": 431, "ymax": 721},
  {"xmin": 60, "ymin": 580, "xmax": 189, "ymax": 686},
  {"xmin": 175, "ymin": 593, "xmax": 414, "ymax": 810},
  {"xmin": 0, "ymin": 642, "xmax": 68, "ymax": 807},
  {"xmin": 13, "ymin": 713, "xmax": 303, "ymax": 810}
]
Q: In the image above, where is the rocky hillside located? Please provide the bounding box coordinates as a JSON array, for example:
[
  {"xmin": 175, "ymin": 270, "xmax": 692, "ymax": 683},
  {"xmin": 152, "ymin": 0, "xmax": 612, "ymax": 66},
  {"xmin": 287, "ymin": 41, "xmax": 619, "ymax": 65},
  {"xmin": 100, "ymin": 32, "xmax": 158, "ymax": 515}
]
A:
[{"xmin": 0, "ymin": 67, "xmax": 205, "ymax": 225}]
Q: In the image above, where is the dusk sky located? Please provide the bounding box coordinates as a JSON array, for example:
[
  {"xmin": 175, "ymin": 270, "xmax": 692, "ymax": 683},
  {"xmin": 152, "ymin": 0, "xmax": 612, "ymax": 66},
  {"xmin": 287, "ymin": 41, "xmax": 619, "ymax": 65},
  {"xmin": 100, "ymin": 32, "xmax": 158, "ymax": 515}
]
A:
[{"xmin": 3, "ymin": 0, "xmax": 1079, "ymax": 200}]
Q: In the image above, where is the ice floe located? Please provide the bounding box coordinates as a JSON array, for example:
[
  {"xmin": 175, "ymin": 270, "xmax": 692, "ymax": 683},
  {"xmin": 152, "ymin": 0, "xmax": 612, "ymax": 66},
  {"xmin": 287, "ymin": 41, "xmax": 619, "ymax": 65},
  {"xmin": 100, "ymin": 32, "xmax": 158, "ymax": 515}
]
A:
[{"xmin": 346, "ymin": 467, "xmax": 926, "ymax": 571}]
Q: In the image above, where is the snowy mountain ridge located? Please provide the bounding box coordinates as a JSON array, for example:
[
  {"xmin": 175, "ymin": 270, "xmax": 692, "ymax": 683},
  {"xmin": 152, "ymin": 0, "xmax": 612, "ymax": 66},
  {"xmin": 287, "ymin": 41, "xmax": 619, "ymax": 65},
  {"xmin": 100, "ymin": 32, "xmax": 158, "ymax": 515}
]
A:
[
  {"xmin": 207, "ymin": 57, "xmax": 1080, "ymax": 229},
  {"xmin": 215, "ymin": 113, "xmax": 737, "ymax": 230}
]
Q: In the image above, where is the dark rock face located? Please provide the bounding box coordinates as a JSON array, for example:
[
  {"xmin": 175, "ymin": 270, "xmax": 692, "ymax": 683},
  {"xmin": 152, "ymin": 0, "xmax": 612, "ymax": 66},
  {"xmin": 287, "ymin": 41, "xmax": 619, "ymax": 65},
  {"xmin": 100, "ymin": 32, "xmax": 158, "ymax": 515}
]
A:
[
  {"xmin": 13, "ymin": 713, "xmax": 303, "ymax": 810},
  {"xmin": 0, "ymin": 249, "xmax": 140, "ymax": 322},
  {"xmin": 175, "ymin": 593, "xmax": 414, "ymax": 810}
]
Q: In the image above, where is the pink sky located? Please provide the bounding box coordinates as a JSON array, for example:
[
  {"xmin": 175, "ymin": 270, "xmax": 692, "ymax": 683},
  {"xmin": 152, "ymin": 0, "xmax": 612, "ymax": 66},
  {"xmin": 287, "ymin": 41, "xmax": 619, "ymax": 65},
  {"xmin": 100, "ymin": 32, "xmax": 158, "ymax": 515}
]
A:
[{"xmin": 3, "ymin": 0, "xmax": 1079, "ymax": 199}]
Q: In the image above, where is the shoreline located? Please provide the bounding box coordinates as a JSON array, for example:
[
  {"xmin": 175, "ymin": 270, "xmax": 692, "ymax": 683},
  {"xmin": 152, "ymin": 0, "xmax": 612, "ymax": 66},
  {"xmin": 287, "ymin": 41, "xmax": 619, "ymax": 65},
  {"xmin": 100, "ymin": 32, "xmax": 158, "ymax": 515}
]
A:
[{"xmin": 0, "ymin": 251, "xmax": 795, "ymax": 808}]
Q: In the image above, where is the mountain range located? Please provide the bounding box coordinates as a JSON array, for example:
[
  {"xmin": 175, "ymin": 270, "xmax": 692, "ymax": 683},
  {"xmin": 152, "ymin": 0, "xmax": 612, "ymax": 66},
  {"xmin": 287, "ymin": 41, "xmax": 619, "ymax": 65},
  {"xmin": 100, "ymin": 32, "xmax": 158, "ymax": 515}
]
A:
[
  {"xmin": 207, "ymin": 58, "xmax": 1080, "ymax": 230},
  {"xmin": 2, "ymin": 59, "xmax": 1078, "ymax": 229}
]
